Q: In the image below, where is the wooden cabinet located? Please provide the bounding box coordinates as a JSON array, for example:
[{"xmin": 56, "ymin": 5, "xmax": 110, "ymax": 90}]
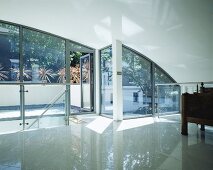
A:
[{"xmin": 181, "ymin": 90, "xmax": 213, "ymax": 135}]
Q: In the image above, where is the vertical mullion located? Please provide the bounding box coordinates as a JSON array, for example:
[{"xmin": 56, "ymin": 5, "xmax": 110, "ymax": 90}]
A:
[
  {"xmin": 90, "ymin": 53, "xmax": 93, "ymax": 111},
  {"xmin": 19, "ymin": 26, "xmax": 24, "ymax": 82},
  {"xmin": 19, "ymin": 26, "xmax": 25, "ymax": 129},
  {"xmin": 151, "ymin": 62, "xmax": 155, "ymax": 115},
  {"xmin": 65, "ymin": 39, "xmax": 70, "ymax": 125}
]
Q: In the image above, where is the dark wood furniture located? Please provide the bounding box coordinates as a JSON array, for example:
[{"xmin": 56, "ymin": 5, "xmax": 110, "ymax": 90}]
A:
[{"xmin": 181, "ymin": 89, "xmax": 213, "ymax": 135}]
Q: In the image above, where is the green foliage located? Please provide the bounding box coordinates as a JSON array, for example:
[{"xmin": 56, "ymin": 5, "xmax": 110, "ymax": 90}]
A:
[
  {"xmin": 122, "ymin": 47, "xmax": 151, "ymax": 93},
  {"xmin": 154, "ymin": 67, "xmax": 174, "ymax": 84},
  {"xmin": 100, "ymin": 47, "xmax": 112, "ymax": 62},
  {"xmin": 70, "ymin": 51, "xmax": 82, "ymax": 67},
  {"xmin": 23, "ymin": 28, "xmax": 65, "ymax": 71},
  {"xmin": 0, "ymin": 23, "xmax": 19, "ymax": 53},
  {"xmin": 100, "ymin": 47, "xmax": 112, "ymax": 83},
  {"xmin": 39, "ymin": 68, "xmax": 55, "ymax": 83}
]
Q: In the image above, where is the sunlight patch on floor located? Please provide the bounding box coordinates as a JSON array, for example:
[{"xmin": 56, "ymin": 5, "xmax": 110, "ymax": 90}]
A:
[
  {"xmin": 154, "ymin": 118, "xmax": 178, "ymax": 123},
  {"xmin": 117, "ymin": 117, "xmax": 154, "ymax": 131},
  {"xmin": 86, "ymin": 116, "xmax": 113, "ymax": 134}
]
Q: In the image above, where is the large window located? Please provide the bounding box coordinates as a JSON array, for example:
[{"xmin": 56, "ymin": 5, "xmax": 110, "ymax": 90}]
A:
[
  {"xmin": 23, "ymin": 29, "xmax": 65, "ymax": 83},
  {"xmin": 0, "ymin": 22, "xmax": 19, "ymax": 82},
  {"xmin": 0, "ymin": 20, "xmax": 95, "ymax": 125},
  {"xmin": 100, "ymin": 46, "xmax": 113, "ymax": 116},
  {"xmin": 122, "ymin": 46, "xmax": 152, "ymax": 118},
  {"xmin": 100, "ymin": 45, "xmax": 179, "ymax": 118}
]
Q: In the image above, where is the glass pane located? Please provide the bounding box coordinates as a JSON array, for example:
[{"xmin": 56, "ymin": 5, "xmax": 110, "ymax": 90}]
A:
[
  {"xmin": 154, "ymin": 67, "xmax": 174, "ymax": 84},
  {"xmin": 81, "ymin": 54, "xmax": 91, "ymax": 110},
  {"xmin": 25, "ymin": 85, "xmax": 65, "ymax": 117},
  {"xmin": 156, "ymin": 85, "xmax": 180, "ymax": 114},
  {"xmin": 155, "ymin": 66, "xmax": 180, "ymax": 114},
  {"xmin": 0, "ymin": 85, "xmax": 22, "ymax": 134},
  {"xmin": 23, "ymin": 29, "xmax": 65, "ymax": 83},
  {"xmin": 0, "ymin": 22, "xmax": 19, "ymax": 82},
  {"xmin": 69, "ymin": 41, "xmax": 94, "ymax": 53},
  {"xmin": 100, "ymin": 47, "xmax": 113, "ymax": 116},
  {"xmin": 69, "ymin": 47, "xmax": 81, "ymax": 113},
  {"xmin": 122, "ymin": 47, "xmax": 152, "ymax": 118},
  {"xmin": 25, "ymin": 84, "xmax": 66, "ymax": 130},
  {"xmin": 0, "ymin": 85, "xmax": 20, "ymax": 119}
]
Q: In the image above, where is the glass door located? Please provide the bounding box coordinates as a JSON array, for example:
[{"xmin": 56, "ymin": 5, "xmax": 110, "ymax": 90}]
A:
[
  {"xmin": 69, "ymin": 41, "xmax": 94, "ymax": 114},
  {"xmin": 80, "ymin": 54, "xmax": 92, "ymax": 111}
]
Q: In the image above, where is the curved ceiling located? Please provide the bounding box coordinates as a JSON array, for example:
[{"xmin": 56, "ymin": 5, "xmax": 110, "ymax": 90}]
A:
[{"xmin": 0, "ymin": 0, "xmax": 212, "ymax": 82}]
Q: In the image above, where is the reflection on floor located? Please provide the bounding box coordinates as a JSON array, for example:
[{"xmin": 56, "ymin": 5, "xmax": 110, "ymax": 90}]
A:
[
  {"xmin": 0, "ymin": 116, "xmax": 66, "ymax": 135},
  {"xmin": 0, "ymin": 114, "xmax": 213, "ymax": 170},
  {"xmin": 0, "ymin": 105, "xmax": 81, "ymax": 119}
]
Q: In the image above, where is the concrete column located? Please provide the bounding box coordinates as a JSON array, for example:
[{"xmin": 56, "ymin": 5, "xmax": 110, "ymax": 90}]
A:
[
  {"xmin": 112, "ymin": 39, "xmax": 123, "ymax": 121},
  {"xmin": 95, "ymin": 49, "xmax": 100, "ymax": 115}
]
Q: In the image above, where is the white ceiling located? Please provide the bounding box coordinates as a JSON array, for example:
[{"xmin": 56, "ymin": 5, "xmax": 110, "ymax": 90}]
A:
[{"xmin": 0, "ymin": 0, "xmax": 213, "ymax": 82}]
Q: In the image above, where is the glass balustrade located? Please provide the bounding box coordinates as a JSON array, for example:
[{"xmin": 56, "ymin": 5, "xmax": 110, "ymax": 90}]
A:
[
  {"xmin": 155, "ymin": 85, "xmax": 180, "ymax": 115},
  {"xmin": 155, "ymin": 82, "xmax": 213, "ymax": 116},
  {"xmin": 0, "ymin": 83, "xmax": 68, "ymax": 134}
]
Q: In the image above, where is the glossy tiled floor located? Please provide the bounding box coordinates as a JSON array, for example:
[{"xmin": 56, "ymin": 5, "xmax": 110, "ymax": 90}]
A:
[{"xmin": 0, "ymin": 114, "xmax": 213, "ymax": 170}]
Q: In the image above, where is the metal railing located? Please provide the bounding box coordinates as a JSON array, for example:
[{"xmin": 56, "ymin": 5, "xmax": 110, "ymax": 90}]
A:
[
  {"xmin": 0, "ymin": 82, "xmax": 71, "ymax": 132},
  {"xmin": 27, "ymin": 88, "xmax": 66, "ymax": 129}
]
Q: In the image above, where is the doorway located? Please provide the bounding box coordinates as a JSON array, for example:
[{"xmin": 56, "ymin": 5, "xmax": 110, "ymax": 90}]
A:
[{"xmin": 69, "ymin": 43, "xmax": 94, "ymax": 114}]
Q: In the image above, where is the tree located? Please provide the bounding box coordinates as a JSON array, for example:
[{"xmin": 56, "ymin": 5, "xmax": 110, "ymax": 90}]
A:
[
  {"xmin": 57, "ymin": 68, "xmax": 66, "ymax": 83},
  {"xmin": 23, "ymin": 29, "xmax": 65, "ymax": 82},
  {"xmin": 100, "ymin": 47, "xmax": 112, "ymax": 84},
  {"xmin": 122, "ymin": 47, "xmax": 151, "ymax": 93},
  {"xmin": 10, "ymin": 67, "xmax": 31, "ymax": 81},
  {"xmin": 39, "ymin": 68, "xmax": 55, "ymax": 83},
  {"xmin": 70, "ymin": 65, "xmax": 80, "ymax": 84}
]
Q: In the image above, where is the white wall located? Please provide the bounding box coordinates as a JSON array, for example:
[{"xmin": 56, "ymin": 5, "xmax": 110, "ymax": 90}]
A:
[
  {"xmin": 0, "ymin": 86, "xmax": 20, "ymax": 106},
  {"xmin": 0, "ymin": 0, "xmax": 212, "ymax": 82},
  {"xmin": 0, "ymin": 85, "xmax": 65, "ymax": 106},
  {"xmin": 70, "ymin": 84, "xmax": 81, "ymax": 107}
]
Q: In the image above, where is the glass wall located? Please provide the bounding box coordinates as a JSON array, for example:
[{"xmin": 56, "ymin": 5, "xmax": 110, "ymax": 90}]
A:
[
  {"xmin": 0, "ymin": 20, "xmax": 95, "ymax": 133},
  {"xmin": 99, "ymin": 45, "xmax": 179, "ymax": 118},
  {"xmin": 23, "ymin": 29, "xmax": 65, "ymax": 83},
  {"xmin": 21, "ymin": 29, "xmax": 66, "ymax": 118},
  {"xmin": 154, "ymin": 66, "xmax": 180, "ymax": 114},
  {"xmin": 0, "ymin": 23, "xmax": 20, "ymax": 121},
  {"xmin": 122, "ymin": 47, "xmax": 152, "ymax": 118},
  {"xmin": 100, "ymin": 46, "xmax": 113, "ymax": 116},
  {"xmin": 0, "ymin": 22, "xmax": 19, "ymax": 82}
]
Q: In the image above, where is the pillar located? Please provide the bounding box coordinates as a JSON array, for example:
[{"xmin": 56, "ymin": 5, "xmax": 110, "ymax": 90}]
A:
[{"xmin": 112, "ymin": 39, "xmax": 123, "ymax": 121}]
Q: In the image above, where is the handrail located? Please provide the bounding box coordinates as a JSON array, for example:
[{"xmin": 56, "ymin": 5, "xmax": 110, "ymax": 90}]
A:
[
  {"xmin": 155, "ymin": 81, "xmax": 213, "ymax": 86},
  {"xmin": 26, "ymin": 89, "xmax": 66, "ymax": 130},
  {"xmin": 0, "ymin": 82, "xmax": 73, "ymax": 85}
]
